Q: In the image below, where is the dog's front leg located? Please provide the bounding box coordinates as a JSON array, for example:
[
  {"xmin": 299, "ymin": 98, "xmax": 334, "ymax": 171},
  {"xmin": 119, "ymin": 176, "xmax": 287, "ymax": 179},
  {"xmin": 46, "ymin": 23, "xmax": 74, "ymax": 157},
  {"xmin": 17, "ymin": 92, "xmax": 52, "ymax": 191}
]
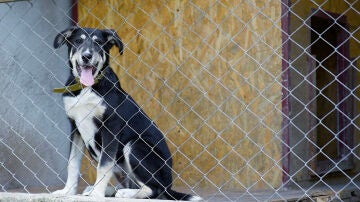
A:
[
  {"xmin": 53, "ymin": 131, "xmax": 84, "ymax": 195},
  {"xmin": 82, "ymin": 135, "xmax": 118, "ymax": 197},
  {"xmin": 82, "ymin": 158, "xmax": 115, "ymax": 197}
]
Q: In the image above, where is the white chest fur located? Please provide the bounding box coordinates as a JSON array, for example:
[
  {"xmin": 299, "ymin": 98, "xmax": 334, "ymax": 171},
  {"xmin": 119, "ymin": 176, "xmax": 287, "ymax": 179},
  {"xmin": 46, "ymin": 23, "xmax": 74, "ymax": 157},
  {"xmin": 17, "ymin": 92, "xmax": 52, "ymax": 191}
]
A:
[{"xmin": 63, "ymin": 88, "xmax": 106, "ymax": 156}]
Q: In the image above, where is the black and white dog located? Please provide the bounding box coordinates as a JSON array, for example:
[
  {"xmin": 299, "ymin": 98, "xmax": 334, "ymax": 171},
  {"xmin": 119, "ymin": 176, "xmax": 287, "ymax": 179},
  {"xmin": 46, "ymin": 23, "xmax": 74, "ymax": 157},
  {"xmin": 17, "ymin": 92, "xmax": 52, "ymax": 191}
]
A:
[{"xmin": 52, "ymin": 27, "xmax": 202, "ymax": 201}]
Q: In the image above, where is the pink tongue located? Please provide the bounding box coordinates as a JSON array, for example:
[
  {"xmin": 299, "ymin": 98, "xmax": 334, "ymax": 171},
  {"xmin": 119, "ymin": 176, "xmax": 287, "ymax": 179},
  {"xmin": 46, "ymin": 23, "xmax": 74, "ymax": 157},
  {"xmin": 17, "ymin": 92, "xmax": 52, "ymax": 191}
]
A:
[{"xmin": 80, "ymin": 68, "xmax": 94, "ymax": 86}]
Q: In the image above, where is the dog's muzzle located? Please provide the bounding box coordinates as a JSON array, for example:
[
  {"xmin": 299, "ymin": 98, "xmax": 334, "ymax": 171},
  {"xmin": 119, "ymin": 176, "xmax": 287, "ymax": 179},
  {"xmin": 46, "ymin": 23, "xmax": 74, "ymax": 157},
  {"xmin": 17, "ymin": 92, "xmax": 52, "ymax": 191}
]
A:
[{"xmin": 71, "ymin": 49, "xmax": 103, "ymax": 87}]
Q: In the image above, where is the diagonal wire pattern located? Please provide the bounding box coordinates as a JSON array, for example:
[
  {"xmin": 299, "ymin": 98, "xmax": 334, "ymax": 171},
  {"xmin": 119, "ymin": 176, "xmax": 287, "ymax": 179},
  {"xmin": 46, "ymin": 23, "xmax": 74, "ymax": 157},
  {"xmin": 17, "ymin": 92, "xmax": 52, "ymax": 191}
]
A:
[{"xmin": 0, "ymin": 0, "xmax": 359, "ymax": 201}]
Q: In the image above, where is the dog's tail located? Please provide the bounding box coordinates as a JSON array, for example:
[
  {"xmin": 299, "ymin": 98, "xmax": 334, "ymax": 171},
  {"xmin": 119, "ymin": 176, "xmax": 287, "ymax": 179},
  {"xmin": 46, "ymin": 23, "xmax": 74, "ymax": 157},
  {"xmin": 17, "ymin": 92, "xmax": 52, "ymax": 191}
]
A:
[{"xmin": 164, "ymin": 189, "xmax": 203, "ymax": 201}]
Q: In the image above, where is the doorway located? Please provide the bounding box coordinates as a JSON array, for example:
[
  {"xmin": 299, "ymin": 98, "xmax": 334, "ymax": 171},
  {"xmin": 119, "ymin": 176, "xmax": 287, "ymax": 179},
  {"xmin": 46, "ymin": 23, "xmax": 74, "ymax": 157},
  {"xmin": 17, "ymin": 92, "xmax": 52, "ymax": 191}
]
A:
[{"xmin": 309, "ymin": 11, "xmax": 353, "ymax": 174}]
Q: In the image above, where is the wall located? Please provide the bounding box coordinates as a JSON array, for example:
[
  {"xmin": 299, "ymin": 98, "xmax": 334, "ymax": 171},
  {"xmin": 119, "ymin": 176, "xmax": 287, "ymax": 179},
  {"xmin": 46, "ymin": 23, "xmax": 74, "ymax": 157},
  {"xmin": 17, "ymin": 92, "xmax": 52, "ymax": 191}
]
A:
[
  {"xmin": 0, "ymin": 0, "xmax": 71, "ymax": 190},
  {"xmin": 77, "ymin": 0, "xmax": 283, "ymax": 191}
]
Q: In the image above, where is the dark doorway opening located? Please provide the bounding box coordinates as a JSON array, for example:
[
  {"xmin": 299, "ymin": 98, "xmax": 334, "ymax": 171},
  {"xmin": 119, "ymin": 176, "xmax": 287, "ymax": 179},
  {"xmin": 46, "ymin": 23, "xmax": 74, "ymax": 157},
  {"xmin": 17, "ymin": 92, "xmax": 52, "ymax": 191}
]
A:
[{"xmin": 309, "ymin": 11, "xmax": 353, "ymax": 174}]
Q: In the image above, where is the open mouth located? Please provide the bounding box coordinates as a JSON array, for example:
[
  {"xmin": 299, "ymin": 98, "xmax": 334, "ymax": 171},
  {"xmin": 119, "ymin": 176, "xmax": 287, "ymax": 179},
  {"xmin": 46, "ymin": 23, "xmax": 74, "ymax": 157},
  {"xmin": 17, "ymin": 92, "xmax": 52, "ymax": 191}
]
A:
[{"xmin": 76, "ymin": 62, "xmax": 97, "ymax": 87}]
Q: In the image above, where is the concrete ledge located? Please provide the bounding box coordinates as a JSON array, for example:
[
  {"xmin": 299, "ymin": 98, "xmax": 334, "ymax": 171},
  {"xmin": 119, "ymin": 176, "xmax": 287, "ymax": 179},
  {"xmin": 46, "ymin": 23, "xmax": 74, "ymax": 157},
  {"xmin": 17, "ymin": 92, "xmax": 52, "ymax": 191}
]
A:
[{"xmin": 0, "ymin": 192, "xmax": 177, "ymax": 202}]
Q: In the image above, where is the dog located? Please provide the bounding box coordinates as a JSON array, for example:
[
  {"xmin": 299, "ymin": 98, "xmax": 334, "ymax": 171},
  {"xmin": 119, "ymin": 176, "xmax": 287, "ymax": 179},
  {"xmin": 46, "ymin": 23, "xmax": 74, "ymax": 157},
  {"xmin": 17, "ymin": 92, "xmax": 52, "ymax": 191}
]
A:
[{"xmin": 51, "ymin": 27, "xmax": 202, "ymax": 201}]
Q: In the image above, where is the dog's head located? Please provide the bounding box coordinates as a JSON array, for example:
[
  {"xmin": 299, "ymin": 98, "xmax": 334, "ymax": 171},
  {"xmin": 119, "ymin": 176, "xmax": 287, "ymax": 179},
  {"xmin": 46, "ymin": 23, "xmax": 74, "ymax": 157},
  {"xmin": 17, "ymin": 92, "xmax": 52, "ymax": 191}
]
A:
[{"xmin": 54, "ymin": 27, "xmax": 123, "ymax": 86}]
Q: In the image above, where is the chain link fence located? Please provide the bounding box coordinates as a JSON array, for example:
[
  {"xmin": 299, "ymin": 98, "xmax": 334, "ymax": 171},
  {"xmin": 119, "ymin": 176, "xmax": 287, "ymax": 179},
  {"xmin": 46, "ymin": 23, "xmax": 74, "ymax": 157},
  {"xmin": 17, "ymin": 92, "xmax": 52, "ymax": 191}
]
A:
[{"xmin": 0, "ymin": 0, "xmax": 359, "ymax": 201}]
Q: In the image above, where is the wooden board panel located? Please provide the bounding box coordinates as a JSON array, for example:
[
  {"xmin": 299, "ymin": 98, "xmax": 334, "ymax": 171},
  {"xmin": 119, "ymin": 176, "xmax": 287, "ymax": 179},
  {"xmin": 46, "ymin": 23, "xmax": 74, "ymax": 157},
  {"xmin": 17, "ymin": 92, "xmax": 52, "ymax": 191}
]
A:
[{"xmin": 77, "ymin": 0, "xmax": 283, "ymax": 191}]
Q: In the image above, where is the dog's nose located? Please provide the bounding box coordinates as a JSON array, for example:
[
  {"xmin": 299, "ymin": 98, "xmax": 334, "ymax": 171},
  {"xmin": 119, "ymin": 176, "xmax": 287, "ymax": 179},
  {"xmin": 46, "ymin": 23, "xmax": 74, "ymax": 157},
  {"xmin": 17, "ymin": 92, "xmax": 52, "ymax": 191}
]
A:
[{"xmin": 82, "ymin": 52, "xmax": 93, "ymax": 63}]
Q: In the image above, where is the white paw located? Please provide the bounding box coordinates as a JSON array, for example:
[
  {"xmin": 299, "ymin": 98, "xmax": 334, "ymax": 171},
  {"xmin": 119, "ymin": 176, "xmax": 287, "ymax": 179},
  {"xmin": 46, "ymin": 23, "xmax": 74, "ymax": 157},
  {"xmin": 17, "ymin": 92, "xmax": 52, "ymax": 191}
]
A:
[
  {"xmin": 82, "ymin": 185, "xmax": 116, "ymax": 197},
  {"xmin": 115, "ymin": 189, "xmax": 137, "ymax": 198},
  {"xmin": 52, "ymin": 187, "xmax": 77, "ymax": 195},
  {"xmin": 82, "ymin": 190, "xmax": 105, "ymax": 197},
  {"xmin": 89, "ymin": 191, "xmax": 105, "ymax": 197},
  {"xmin": 82, "ymin": 186, "xmax": 105, "ymax": 197},
  {"xmin": 81, "ymin": 186, "xmax": 93, "ymax": 196},
  {"xmin": 190, "ymin": 195, "xmax": 204, "ymax": 201}
]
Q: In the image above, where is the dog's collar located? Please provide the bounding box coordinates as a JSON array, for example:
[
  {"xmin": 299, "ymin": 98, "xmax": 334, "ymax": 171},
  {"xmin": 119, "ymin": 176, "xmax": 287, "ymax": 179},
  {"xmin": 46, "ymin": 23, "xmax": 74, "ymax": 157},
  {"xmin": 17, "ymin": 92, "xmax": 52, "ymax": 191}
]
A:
[{"xmin": 53, "ymin": 73, "xmax": 104, "ymax": 93}]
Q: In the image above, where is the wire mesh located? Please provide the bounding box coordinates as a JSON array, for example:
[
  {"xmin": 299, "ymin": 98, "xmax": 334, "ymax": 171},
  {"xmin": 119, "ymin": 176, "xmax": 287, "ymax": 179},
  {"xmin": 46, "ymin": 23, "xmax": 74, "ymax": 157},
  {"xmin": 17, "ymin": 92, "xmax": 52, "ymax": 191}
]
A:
[{"xmin": 0, "ymin": 0, "xmax": 359, "ymax": 201}]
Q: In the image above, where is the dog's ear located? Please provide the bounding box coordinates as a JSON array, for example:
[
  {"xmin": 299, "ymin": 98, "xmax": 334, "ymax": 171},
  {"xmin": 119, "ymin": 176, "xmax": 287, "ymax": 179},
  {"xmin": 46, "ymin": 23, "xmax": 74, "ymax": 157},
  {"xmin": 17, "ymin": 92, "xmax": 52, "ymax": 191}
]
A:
[
  {"xmin": 54, "ymin": 26, "xmax": 78, "ymax": 49},
  {"xmin": 103, "ymin": 29, "xmax": 124, "ymax": 55}
]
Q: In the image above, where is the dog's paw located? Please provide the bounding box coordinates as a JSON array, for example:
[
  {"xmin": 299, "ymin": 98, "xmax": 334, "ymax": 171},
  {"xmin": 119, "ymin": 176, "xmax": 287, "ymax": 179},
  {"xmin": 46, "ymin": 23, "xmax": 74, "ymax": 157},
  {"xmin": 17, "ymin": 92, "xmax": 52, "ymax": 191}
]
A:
[
  {"xmin": 82, "ymin": 185, "xmax": 116, "ymax": 197},
  {"xmin": 52, "ymin": 187, "xmax": 77, "ymax": 195},
  {"xmin": 82, "ymin": 190, "xmax": 104, "ymax": 197},
  {"xmin": 115, "ymin": 189, "xmax": 138, "ymax": 198},
  {"xmin": 189, "ymin": 195, "xmax": 204, "ymax": 201},
  {"xmin": 81, "ymin": 186, "xmax": 93, "ymax": 196},
  {"xmin": 82, "ymin": 186, "xmax": 106, "ymax": 197}
]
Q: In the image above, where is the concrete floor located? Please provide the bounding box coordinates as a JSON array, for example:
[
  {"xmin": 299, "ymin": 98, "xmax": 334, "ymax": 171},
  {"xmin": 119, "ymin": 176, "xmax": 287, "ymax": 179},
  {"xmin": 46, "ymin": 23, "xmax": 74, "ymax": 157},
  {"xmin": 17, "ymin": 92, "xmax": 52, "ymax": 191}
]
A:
[{"xmin": 3, "ymin": 183, "xmax": 360, "ymax": 202}]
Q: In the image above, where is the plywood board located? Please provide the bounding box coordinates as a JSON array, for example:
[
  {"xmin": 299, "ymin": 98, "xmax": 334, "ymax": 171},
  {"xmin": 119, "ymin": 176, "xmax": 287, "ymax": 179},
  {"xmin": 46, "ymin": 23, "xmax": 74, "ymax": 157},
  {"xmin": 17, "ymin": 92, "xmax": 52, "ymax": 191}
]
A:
[{"xmin": 77, "ymin": 0, "xmax": 283, "ymax": 191}]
